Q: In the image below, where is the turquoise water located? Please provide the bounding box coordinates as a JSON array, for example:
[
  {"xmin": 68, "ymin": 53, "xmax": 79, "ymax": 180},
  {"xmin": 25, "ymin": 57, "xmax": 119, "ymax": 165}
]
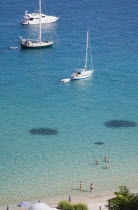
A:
[{"xmin": 0, "ymin": 0, "xmax": 138, "ymax": 205}]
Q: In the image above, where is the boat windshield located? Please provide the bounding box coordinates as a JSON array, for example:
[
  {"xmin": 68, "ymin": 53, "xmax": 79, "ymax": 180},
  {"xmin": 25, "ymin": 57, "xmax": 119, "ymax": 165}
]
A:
[{"xmin": 76, "ymin": 69, "xmax": 85, "ymax": 72}]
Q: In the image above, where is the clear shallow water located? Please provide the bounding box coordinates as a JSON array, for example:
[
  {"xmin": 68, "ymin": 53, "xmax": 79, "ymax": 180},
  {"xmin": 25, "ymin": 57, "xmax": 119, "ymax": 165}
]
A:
[{"xmin": 0, "ymin": 0, "xmax": 138, "ymax": 205}]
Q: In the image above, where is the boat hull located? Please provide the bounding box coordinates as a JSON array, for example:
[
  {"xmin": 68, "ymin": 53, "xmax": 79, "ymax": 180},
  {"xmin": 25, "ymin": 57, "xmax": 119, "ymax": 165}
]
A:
[
  {"xmin": 20, "ymin": 41, "xmax": 54, "ymax": 49},
  {"xmin": 71, "ymin": 70, "xmax": 94, "ymax": 80},
  {"xmin": 9, "ymin": 47, "xmax": 18, "ymax": 50},
  {"xmin": 21, "ymin": 16, "xmax": 59, "ymax": 25},
  {"xmin": 61, "ymin": 78, "xmax": 71, "ymax": 83}
]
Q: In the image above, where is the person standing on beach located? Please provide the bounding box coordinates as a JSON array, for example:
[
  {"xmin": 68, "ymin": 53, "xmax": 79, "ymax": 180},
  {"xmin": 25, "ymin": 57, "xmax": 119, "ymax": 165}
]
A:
[
  {"xmin": 80, "ymin": 181, "xmax": 83, "ymax": 190},
  {"xmin": 104, "ymin": 157, "xmax": 107, "ymax": 162},
  {"xmin": 90, "ymin": 183, "xmax": 93, "ymax": 192}
]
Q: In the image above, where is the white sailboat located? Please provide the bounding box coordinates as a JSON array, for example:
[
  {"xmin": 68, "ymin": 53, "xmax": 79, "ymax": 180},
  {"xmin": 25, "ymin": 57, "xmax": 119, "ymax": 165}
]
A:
[
  {"xmin": 19, "ymin": 0, "xmax": 56, "ymax": 48},
  {"xmin": 71, "ymin": 31, "xmax": 94, "ymax": 80}
]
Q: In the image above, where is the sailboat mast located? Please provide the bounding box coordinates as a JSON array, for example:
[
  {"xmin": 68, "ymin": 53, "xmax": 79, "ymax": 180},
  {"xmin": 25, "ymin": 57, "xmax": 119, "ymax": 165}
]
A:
[
  {"xmin": 39, "ymin": 0, "xmax": 42, "ymax": 42},
  {"xmin": 84, "ymin": 31, "xmax": 89, "ymax": 70}
]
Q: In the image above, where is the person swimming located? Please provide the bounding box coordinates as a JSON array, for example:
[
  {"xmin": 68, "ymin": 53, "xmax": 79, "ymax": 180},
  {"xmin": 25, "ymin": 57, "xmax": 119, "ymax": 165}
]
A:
[
  {"xmin": 106, "ymin": 164, "xmax": 109, "ymax": 168},
  {"xmin": 96, "ymin": 160, "xmax": 99, "ymax": 164},
  {"xmin": 104, "ymin": 157, "xmax": 107, "ymax": 162}
]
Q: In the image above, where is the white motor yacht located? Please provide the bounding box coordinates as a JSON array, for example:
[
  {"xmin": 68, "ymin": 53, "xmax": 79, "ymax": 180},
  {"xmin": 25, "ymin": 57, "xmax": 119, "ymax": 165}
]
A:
[{"xmin": 21, "ymin": 10, "xmax": 59, "ymax": 25}]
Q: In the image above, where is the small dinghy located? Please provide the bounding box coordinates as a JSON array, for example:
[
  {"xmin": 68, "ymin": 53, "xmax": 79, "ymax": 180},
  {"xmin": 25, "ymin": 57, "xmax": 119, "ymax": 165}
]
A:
[
  {"xmin": 61, "ymin": 78, "xmax": 71, "ymax": 83},
  {"xmin": 9, "ymin": 47, "xmax": 18, "ymax": 50}
]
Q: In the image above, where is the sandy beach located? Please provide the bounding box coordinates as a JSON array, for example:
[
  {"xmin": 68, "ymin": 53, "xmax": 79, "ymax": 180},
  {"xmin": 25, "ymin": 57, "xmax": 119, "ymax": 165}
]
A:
[{"xmin": 0, "ymin": 195, "xmax": 114, "ymax": 210}]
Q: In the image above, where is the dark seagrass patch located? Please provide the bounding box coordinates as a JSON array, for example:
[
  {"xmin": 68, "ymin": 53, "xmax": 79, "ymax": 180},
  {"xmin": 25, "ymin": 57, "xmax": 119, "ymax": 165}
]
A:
[
  {"xmin": 29, "ymin": 128, "xmax": 58, "ymax": 135},
  {"xmin": 104, "ymin": 120, "xmax": 136, "ymax": 128},
  {"xmin": 94, "ymin": 142, "xmax": 104, "ymax": 145}
]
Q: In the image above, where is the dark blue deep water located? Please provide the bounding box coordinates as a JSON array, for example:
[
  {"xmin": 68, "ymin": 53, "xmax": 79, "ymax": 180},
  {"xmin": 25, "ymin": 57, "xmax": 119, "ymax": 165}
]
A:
[{"xmin": 0, "ymin": 0, "xmax": 138, "ymax": 205}]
